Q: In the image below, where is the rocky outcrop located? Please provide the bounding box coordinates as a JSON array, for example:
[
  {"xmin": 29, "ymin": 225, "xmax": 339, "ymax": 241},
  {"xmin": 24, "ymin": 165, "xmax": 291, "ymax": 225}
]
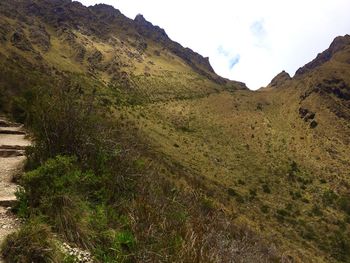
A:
[
  {"xmin": 29, "ymin": 24, "xmax": 51, "ymax": 51},
  {"xmin": 10, "ymin": 29, "xmax": 34, "ymax": 52},
  {"xmin": 296, "ymin": 35, "xmax": 350, "ymax": 75},
  {"xmin": 58, "ymin": 28, "xmax": 86, "ymax": 62},
  {"xmin": 266, "ymin": 70, "xmax": 291, "ymax": 89},
  {"xmin": 133, "ymin": 14, "xmax": 217, "ymax": 78},
  {"xmin": 298, "ymin": 108, "xmax": 318, "ymax": 129}
]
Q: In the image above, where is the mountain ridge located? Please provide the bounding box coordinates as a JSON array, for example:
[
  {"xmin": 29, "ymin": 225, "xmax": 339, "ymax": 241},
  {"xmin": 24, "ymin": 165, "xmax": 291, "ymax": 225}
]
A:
[{"xmin": 0, "ymin": 0, "xmax": 247, "ymax": 96}]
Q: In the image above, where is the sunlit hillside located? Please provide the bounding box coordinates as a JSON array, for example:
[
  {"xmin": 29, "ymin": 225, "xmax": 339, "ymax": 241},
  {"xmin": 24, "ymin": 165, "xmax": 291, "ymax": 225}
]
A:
[{"xmin": 0, "ymin": 1, "xmax": 349, "ymax": 262}]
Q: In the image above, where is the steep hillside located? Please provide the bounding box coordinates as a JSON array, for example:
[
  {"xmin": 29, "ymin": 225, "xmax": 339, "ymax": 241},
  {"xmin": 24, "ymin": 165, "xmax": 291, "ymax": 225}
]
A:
[
  {"xmin": 0, "ymin": 1, "xmax": 349, "ymax": 262},
  {"xmin": 0, "ymin": 0, "xmax": 245, "ymax": 107}
]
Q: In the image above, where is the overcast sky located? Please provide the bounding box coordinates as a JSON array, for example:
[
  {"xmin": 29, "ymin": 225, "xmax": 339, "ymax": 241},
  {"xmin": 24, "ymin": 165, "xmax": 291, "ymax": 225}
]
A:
[{"xmin": 78, "ymin": 0, "xmax": 350, "ymax": 90}]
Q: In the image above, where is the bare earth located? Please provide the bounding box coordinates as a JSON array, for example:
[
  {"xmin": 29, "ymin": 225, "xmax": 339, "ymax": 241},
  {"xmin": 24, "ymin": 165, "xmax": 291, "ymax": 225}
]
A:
[{"xmin": 0, "ymin": 118, "xmax": 31, "ymax": 262}]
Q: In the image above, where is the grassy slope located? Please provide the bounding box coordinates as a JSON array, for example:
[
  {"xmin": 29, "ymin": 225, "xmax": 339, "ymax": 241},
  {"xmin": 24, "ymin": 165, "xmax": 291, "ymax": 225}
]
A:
[
  {"xmin": 125, "ymin": 49, "xmax": 350, "ymax": 262},
  {"xmin": 0, "ymin": 12, "xmax": 237, "ymax": 104},
  {"xmin": 0, "ymin": 2, "xmax": 350, "ymax": 261}
]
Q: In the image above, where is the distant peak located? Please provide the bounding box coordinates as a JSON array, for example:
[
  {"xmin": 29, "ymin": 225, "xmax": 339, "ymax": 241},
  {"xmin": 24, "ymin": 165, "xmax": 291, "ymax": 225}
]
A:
[
  {"xmin": 265, "ymin": 70, "xmax": 291, "ymax": 89},
  {"xmin": 134, "ymin": 14, "xmax": 151, "ymax": 26},
  {"xmin": 296, "ymin": 34, "xmax": 350, "ymax": 75},
  {"xmin": 278, "ymin": 70, "xmax": 291, "ymax": 78},
  {"xmin": 135, "ymin": 14, "xmax": 146, "ymax": 22}
]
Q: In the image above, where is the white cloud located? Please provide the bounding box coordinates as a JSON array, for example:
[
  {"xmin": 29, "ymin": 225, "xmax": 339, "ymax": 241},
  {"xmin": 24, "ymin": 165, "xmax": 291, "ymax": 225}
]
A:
[{"xmin": 77, "ymin": 0, "xmax": 350, "ymax": 90}]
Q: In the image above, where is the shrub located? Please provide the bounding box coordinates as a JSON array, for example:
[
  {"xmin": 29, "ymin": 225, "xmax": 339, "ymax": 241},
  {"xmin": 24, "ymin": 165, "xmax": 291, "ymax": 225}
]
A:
[
  {"xmin": 262, "ymin": 184, "xmax": 271, "ymax": 194},
  {"xmin": 319, "ymin": 178, "xmax": 327, "ymax": 184},
  {"xmin": 322, "ymin": 189, "xmax": 338, "ymax": 206},
  {"xmin": 300, "ymin": 224, "xmax": 316, "ymax": 240},
  {"xmin": 21, "ymin": 156, "xmax": 92, "ymax": 246},
  {"xmin": 249, "ymin": 188, "xmax": 257, "ymax": 200},
  {"xmin": 22, "ymin": 156, "xmax": 82, "ymax": 207},
  {"xmin": 290, "ymin": 191, "xmax": 302, "ymax": 200},
  {"xmin": 261, "ymin": 205, "xmax": 269, "ymax": 214},
  {"xmin": 238, "ymin": 179, "xmax": 245, "ymax": 185},
  {"xmin": 227, "ymin": 187, "xmax": 238, "ymax": 196},
  {"xmin": 24, "ymin": 81, "xmax": 119, "ymax": 171},
  {"xmin": 311, "ymin": 205, "xmax": 323, "ymax": 216},
  {"xmin": 1, "ymin": 220, "xmax": 63, "ymax": 262},
  {"xmin": 330, "ymin": 230, "xmax": 350, "ymax": 261},
  {"xmin": 338, "ymin": 195, "xmax": 350, "ymax": 215},
  {"xmin": 14, "ymin": 187, "xmax": 30, "ymax": 219}
]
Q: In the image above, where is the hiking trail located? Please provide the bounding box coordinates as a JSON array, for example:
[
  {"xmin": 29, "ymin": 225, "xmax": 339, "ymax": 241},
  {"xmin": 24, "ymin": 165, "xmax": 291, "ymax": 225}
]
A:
[{"xmin": 0, "ymin": 117, "xmax": 31, "ymax": 262}]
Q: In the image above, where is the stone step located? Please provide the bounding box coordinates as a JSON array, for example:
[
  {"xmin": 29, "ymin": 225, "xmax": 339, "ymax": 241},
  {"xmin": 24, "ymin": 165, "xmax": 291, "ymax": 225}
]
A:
[
  {"xmin": 0, "ymin": 145, "xmax": 28, "ymax": 150},
  {"xmin": 0, "ymin": 198, "xmax": 17, "ymax": 208},
  {"xmin": 0, "ymin": 120, "xmax": 10, "ymax": 127},
  {"xmin": 0, "ymin": 118, "xmax": 21, "ymax": 127},
  {"xmin": 0, "ymin": 149, "xmax": 25, "ymax": 158},
  {"xmin": 0, "ymin": 129, "xmax": 26, "ymax": 135}
]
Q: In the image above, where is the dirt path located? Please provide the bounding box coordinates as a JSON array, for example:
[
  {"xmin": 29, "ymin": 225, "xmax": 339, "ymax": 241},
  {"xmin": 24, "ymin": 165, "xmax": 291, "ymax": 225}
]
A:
[{"xmin": 0, "ymin": 117, "xmax": 31, "ymax": 262}]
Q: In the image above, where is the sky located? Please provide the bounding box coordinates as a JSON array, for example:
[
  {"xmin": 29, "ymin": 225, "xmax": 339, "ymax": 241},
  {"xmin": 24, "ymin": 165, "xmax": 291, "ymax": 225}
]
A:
[{"xmin": 78, "ymin": 0, "xmax": 350, "ymax": 90}]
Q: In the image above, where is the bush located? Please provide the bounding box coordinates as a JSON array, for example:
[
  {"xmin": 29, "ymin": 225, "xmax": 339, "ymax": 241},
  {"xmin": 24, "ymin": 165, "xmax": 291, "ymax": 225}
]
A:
[
  {"xmin": 14, "ymin": 188, "xmax": 30, "ymax": 219},
  {"xmin": 21, "ymin": 156, "xmax": 92, "ymax": 245},
  {"xmin": 311, "ymin": 205, "xmax": 323, "ymax": 216},
  {"xmin": 330, "ymin": 230, "xmax": 350, "ymax": 261},
  {"xmin": 338, "ymin": 195, "xmax": 350, "ymax": 215},
  {"xmin": 1, "ymin": 220, "xmax": 63, "ymax": 262},
  {"xmin": 23, "ymin": 156, "xmax": 83, "ymax": 207},
  {"xmin": 262, "ymin": 184, "xmax": 271, "ymax": 194},
  {"xmin": 24, "ymin": 81, "xmax": 118, "ymax": 171},
  {"xmin": 322, "ymin": 189, "xmax": 338, "ymax": 206},
  {"xmin": 300, "ymin": 224, "xmax": 316, "ymax": 241},
  {"xmin": 227, "ymin": 187, "xmax": 238, "ymax": 196},
  {"xmin": 261, "ymin": 205, "xmax": 269, "ymax": 214}
]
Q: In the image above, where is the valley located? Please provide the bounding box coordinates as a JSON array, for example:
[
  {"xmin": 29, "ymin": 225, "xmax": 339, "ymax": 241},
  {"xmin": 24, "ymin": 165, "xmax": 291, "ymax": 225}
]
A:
[{"xmin": 0, "ymin": 0, "xmax": 349, "ymax": 262}]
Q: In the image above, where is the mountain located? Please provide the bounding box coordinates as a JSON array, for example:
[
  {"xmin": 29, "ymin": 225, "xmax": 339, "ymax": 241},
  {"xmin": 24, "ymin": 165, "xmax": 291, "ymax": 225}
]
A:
[
  {"xmin": 264, "ymin": 70, "xmax": 292, "ymax": 89},
  {"xmin": 296, "ymin": 34, "xmax": 350, "ymax": 75},
  {"xmin": 0, "ymin": 0, "xmax": 246, "ymax": 106},
  {"xmin": 0, "ymin": 1, "xmax": 350, "ymax": 263}
]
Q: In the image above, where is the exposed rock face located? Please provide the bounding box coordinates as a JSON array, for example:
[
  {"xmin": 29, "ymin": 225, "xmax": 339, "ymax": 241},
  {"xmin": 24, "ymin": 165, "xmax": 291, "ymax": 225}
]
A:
[
  {"xmin": 11, "ymin": 30, "xmax": 34, "ymax": 51},
  {"xmin": 299, "ymin": 107, "xmax": 316, "ymax": 121},
  {"xmin": 299, "ymin": 76, "xmax": 350, "ymax": 121},
  {"xmin": 320, "ymin": 78, "xmax": 350, "ymax": 101},
  {"xmin": 298, "ymin": 108, "xmax": 318, "ymax": 128},
  {"xmin": 133, "ymin": 14, "xmax": 217, "ymax": 78},
  {"xmin": 29, "ymin": 24, "xmax": 51, "ymax": 51},
  {"xmin": 134, "ymin": 14, "xmax": 168, "ymax": 41},
  {"xmin": 296, "ymin": 35, "xmax": 350, "ymax": 75},
  {"xmin": 266, "ymin": 70, "xmax": 291, "ymax": 89}
]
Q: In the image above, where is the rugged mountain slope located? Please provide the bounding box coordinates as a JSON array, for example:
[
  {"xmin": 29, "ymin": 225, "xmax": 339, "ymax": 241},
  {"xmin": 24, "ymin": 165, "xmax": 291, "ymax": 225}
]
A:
[
  {"xmin": 0, "ymin": 0, "xmax": 245, "ymax": 106},
  {"xmin": 0, "ymin": 0, "xmax": 349, "ymax": 262}
]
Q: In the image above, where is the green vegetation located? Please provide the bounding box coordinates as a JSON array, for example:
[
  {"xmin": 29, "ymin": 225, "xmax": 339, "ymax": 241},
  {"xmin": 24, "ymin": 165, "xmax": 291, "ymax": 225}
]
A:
[
  {"xmin": 1, "ymin": 220, "xmax": 63, "ymax": 262},
  {"xmin": 0, "ymin": 1, "xmax": 350, "ymax": 262}
]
